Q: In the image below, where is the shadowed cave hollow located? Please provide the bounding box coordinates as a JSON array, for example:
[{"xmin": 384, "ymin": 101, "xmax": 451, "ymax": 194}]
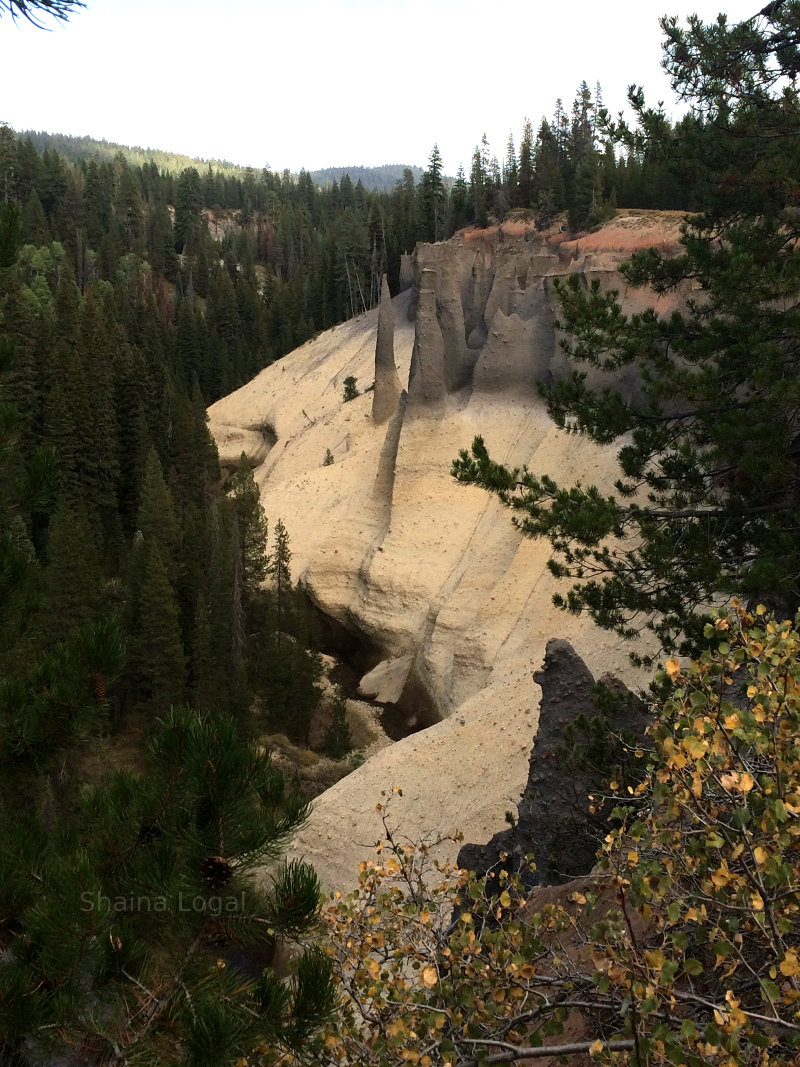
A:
[{"xmin": 302, "ymin": 593, "xmax": 441, "ymax": 741}]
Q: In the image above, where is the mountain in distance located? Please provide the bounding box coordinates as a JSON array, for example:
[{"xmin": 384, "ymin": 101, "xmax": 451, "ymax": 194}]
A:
[
  {"xmin": 310, "ymin": 164, "xmax": 423, "ymax": 192},
  {"xmin": 17, "ymin": 129, "xmax": 422, "ymax": 190}
]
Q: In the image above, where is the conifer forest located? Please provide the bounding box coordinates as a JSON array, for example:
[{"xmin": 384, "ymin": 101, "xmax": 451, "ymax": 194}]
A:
[{"xmin": 3, "ymin": 0, "xmax": 800, "ymax": 1061}]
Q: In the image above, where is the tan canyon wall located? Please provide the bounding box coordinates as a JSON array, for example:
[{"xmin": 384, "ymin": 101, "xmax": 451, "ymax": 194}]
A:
[{"xmin": 208, "ymin": 211, "xmax": 686, "ymax": 891}]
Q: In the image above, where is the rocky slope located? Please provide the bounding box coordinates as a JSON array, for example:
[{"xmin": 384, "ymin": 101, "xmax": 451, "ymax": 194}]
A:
[{"xmin": 208, "ymin": 211, "xmax": 687, "ymax": 892}]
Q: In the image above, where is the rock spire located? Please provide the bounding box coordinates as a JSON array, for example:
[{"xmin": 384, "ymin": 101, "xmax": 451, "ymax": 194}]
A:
[{"xmin": 371, "ymin": 275, "xmax": 402, "ymax": 424}]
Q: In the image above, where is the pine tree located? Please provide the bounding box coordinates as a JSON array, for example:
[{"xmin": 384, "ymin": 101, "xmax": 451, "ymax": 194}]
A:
[
  {"xmin": 469, "ymin": 143, "xmax": 488, "ymax": 228},
  {"xmin": 0, "ymin": 708, "xmax": 334, "ymax": 1064},
  {"xmin": 269, "ymin": 517, "xmax": 292, "ymax": 641},
  {"xmin": 518, "ymin": 119, "xmax": 534, "ymax": 209},
  {"xmin": 229, "ymin": 455, "xmax": 269, "ymax": 599},
  {"xmin": 125, "ymin": 449, "xmax": 185, "ymax": 709},
  {"xmin": 127, "ymin": 535, "xmax": 186, "ymax": 711},
  {"xmin": 446, "ymin": 165, "xmax": 470, "ymax": 234},
  {"xmin": 0, "ymin": 202, "xmax": 55, "ymax": 669},
  {"xmin": 0, "ymin": 0, "xmax": 85, "ymax": 26},
  {"xmin": 417, "ymin": 144, "xmax": 445, "ymax": 243},
  {"xmin": 38, "ymin": 495, "xmax": 104, "ymax": 647},
  {"xmin": 503, "ymin": 133, "xmax": 518, "ymax": 209},
  {"xmin": 174, "ymin": 166, "xmax": 205, "ymax": 255},
  {"xmin": 323, "ymin": 685, "xmax": 352, "ymax": 759},
  {"xmin": 454, "ymin": 5, "xmax": 800, "ymax": 661}
]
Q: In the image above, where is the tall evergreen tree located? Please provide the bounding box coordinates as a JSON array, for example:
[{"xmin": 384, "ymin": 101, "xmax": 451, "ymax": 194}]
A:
[
  {"xmin": 269, "ymin": 516, "xmax": 292, "ymax": 641},
  {"xmin": 0, "ymin": 708, "xmax": 334, "ymax": 1064},
  {"xmin": 229, "ymin": 455, "xmax": 269, "ymax": 600},
  {"xmin": 518, "ymin": 118, "xmax": 534, "ymax": 209},
  {"xmin": 417, "ymin": 144, "xmax": 445, "ymax": 244},
  {"xmin": 454, "ymin": 4, "xmax": 800, "ymax": 660}
]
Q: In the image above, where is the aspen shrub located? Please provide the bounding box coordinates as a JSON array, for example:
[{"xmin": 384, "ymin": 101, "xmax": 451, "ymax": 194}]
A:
[{"xmin": 305, "ymin": 603, "xmax": 800, "ymax": 1066}]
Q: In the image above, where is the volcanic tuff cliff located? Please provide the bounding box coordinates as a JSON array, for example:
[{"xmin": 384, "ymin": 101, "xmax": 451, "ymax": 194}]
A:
[{"xmin": 208, "ymin": 211, "xmax": 687, "ymax": 891}]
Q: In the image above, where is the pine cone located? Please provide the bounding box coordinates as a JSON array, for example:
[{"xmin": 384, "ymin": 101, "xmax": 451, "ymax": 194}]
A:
[{"xmin": 201, "ymin": 855, "xmax": 233, "ymax": 890}]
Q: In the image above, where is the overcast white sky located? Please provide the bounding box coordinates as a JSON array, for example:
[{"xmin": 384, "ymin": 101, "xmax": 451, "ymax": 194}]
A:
[{"xmin": 0, "ymin": 0, "xmax": 758, "ymax": 175}]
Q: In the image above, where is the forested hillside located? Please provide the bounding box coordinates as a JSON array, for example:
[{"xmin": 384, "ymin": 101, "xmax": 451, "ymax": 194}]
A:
[
  {"xmin": 0, "ymin": 39, "xmax": 765, "ymax": 1060},
  {"xmin": 19, "ymin": 130, "xmax": 425, "ymax": 196}
]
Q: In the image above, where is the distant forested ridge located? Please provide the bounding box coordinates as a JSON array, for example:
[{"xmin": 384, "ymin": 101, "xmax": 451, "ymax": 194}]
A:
[
  {"xmin": 18, "ymin": 128, "xmax": 248, "ymax": 178},
  {"xmin": 310, "ymin": 164, "xmax": 424, "ymax": 192},
  {"xmin": 20, "ymin": 130, "xmax": 424, "ymax": 192}
]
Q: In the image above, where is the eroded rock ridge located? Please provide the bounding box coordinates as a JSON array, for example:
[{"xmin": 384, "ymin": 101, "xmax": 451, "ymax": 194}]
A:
[{"xmin": 208, "ymin": 212, "xmax": 684, "ymax": 890}]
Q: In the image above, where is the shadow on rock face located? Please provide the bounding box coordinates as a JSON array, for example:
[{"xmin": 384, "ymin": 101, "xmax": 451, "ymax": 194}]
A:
[{"xmin": 458, "ymin": 638, "xmax": 651, "ymax": 888}]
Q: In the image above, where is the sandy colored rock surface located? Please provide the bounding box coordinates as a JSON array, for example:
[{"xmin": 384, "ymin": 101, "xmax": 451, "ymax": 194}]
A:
[{"xmin": 208, "ymin": 214, "xmax": 682, "ymax": 893}]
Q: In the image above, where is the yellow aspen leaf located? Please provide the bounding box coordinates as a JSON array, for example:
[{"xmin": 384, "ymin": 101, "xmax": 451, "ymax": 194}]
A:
[
  {"xmin": 684, "ymin": 736, "xmax": 708, "ymax": 758},
  {"xmin": 723, "ymin": 713, "xmax": 741, "ymax": 730},
  {"xmin": 589, "ymin": 1039, "xmax": 604, "ymax": 1055},
  {"xmin": 721, "ymin": 770, "xmax": 755, "ymax": 792},
  {"xmin": 753, "ymin": 846, "xmax": 768, "ymax": 865},
  {"xmin": 324, "ymin": 1035, "xmax": 341, "ymax": 1047},
  {"xmin": 401, "ymin": 1051, "xmax": 420, "ymax": 1063},
  {"xmin": 666, "ymin": 658, "xmax": 681, "ymax": 679},
  {"xmin": 780, "ymin": 952, "xmax": 800, "ymax": 977},
  {"xmin": 751, "ymin": 891, "xmax": 764, "ymax": 910},
  {"xmin": 368, "ymin": 958, "xmax": 380, "ymax": 979},
  {"xmin": 422, "ymin": 965, "xmax": 438, "ymax": 987},
  {"xmin": 493, "ymin": 987, "xmax": 506, "ymax": 1003},
  {"xmin": 499, "ymin": 890, "xmax": 511, "ymax": 907},
  {"xmin": 627, "ymin": 850, "xmax": 639, "ymax": 866},
  {"xmin": 419, "ymin": 910, "xmax": 432, "ymax": 924},
  {"xmin": 715, "ymin": 617, "xmax": 730, "ymax": 631},
  {"xmin": 712, "ymin": 867, "xmax": 731, "ymax": 888}
]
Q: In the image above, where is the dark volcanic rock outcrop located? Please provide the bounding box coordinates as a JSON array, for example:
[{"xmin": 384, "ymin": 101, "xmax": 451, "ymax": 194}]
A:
[{"xmin": 458, "ymin": 638, "xmax": 650, "ymax": 887}]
